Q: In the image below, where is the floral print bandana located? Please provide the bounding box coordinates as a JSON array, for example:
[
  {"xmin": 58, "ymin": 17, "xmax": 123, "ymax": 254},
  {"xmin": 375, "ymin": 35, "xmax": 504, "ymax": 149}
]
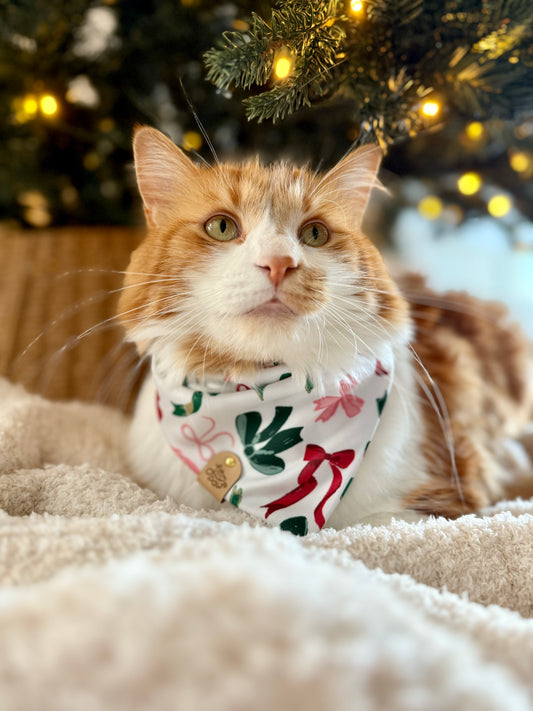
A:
[{"xmin": 153, "ymin": 356, "xmax": 393, "ymax": 535}]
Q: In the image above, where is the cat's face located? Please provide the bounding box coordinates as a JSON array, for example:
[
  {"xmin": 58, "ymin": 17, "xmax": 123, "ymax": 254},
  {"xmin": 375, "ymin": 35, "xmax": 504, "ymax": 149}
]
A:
[{"xmin": 119, "ymin": 127, "xmax": 411, "ymax": 383}]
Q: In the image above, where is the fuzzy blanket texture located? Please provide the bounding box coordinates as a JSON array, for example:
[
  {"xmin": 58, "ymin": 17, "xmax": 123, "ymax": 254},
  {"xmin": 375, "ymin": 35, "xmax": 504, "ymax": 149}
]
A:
[{"xmin": 2, "ymin": 377, "xmax": 533, "ymax": 711}]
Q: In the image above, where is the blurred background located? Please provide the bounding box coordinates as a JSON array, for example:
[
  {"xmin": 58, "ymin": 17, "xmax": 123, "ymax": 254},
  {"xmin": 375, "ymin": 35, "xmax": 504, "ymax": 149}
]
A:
[{"xmin": 0, "ymin": 0, "xmax": 532, "ymax": 405}]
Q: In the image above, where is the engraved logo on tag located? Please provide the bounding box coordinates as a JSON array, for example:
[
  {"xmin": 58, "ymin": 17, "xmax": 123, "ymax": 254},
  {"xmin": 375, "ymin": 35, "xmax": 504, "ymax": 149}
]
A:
[{"xmin": 198, "ymin": 451, "xmax": 242, "ymax": 502}]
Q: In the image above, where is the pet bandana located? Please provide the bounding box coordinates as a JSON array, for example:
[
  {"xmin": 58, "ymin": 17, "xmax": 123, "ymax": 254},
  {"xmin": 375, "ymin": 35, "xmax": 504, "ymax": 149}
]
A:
[{"xmin": 153, "ymin": 356, "xmax": 393, "ymax": 535}]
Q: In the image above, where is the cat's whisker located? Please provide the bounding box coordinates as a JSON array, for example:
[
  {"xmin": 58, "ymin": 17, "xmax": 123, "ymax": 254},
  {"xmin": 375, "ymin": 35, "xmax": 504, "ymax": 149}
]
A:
[
  {"xmin": 90, "ymin": 338, "xmax": 146, "ymax": 410},
  {"xmin": 329, "ymin": 297, "xmax": 389, "ymax": 344},
  {"xmin": 178, "ymin": 75, "xmax": 220, "ymax": 168},
  {"xmin": 15, "ymin": 275, "xmax": 186, "ymax": 373},
  {"xmin": 83, "ymin": 297, "xmax": 180, "ymax": 344},
  {"xmin": 54, "ymin": 266, "xmax": 184, "ymax": 281},
  {"xmin": 409, "ymin": 345, "xmax": 465, "ymax": 507},
  {"xmin": 358, "ymin": 275, "xmax": 507, "ymax": 324}
]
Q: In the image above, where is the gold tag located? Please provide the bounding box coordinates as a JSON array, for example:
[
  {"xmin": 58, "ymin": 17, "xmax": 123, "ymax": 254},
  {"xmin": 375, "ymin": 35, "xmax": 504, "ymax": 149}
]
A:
[{"xmin": 198, "ymin": 451, "xmax": 242, "ymax": 502}]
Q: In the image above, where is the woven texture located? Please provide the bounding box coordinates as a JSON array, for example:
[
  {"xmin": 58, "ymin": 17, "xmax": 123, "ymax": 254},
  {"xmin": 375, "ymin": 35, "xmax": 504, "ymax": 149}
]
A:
[{"xmin": 0, "ymin": 226, "xmax": 142, "ymax": 409}]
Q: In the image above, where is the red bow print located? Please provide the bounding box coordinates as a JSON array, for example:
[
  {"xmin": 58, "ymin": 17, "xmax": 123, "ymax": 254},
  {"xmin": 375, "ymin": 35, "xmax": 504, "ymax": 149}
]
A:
[{"xmin": 262, "ymin": 444, "xmax": 355, "ymax": 529}]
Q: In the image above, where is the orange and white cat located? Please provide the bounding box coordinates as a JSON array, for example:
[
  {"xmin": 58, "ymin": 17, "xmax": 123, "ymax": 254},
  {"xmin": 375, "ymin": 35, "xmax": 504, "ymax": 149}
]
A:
[{"xmin": 119, "ymin": 126, "xmax": 533, "ymax": 529}]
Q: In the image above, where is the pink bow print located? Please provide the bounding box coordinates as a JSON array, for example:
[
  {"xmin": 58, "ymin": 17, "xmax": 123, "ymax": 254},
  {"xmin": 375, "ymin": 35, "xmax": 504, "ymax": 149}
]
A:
[
  {"xmin": 180, "ymin": 417, "xmax": 235, "ymax": 468},
  {"xmin": 313, "ymin": 375, "xmax": 364, "ymax": 422}
]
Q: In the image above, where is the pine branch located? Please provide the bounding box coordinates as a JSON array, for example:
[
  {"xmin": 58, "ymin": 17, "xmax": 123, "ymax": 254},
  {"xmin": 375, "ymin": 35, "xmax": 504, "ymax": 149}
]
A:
[
  {"xmin": 204, "ymin": 29, "xmax": 271, "ymax": 91},
  {"xmin": 205, "ymin": 0, "xmax": 346, "ymax": 120},
  {"xmin": 205, "ymin": 0, "xmax": 533, "ymax": 145}
]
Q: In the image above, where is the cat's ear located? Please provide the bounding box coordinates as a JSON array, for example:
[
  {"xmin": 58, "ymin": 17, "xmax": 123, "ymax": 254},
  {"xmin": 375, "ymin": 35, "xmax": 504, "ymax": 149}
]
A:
[
  {"xmin": 326, "ymin": 145, "xmax": 383, "ymax": 228},
  {"xmin": 133, "ymin": 126, "xmax": 198, "ymax": 228}
]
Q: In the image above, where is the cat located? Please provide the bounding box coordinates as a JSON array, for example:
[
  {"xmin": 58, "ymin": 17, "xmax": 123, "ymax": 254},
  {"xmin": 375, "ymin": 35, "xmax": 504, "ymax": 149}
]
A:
[{"xmin": 119, "ymin": 126, "xmax": 533, "ymax": 531}]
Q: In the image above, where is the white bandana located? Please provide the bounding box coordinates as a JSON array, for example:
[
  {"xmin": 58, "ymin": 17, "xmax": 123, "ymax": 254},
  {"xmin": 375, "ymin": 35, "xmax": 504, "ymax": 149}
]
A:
[{"xmin": 153, "ymin": 357, "xmax": 393, "ymax": 535}]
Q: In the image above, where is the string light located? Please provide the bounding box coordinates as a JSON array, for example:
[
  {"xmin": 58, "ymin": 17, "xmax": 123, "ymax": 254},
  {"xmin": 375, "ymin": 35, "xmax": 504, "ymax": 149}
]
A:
[
  {"xmin": 232, "ymin": 19, "xmax": 250, "ymax": 32},
  {"xmin": 465, "ymin": 121, "xmax": 485, "ymax": 141},
  {"xmin": 182, "ymin": 131, "xmax": 203, "ymax": 152},
  {"xmin": 22, "ymin": 95, "xmax": 38, "ymax": 116},
  {"xmin": 273, "ymin": 46, "xmax": 293, "ymax": 80},
  {"xmin": 457, "ymin": 172, "xmax": 482, "ymax": 195},
  {"xmin": 487, "ymin": 194, "xmax": 512, "ymax": 218},
  {"xmin": 350, "ymin": 0, "xmax": 364, "ymax": 13},
  {"xmin": 40, "ymin": 94, "xmax": 59, "ymax": 116},
  {"xmin": 509, "ymin": 151, "xmax": 532, "ymax": 174},
  {"xmin": 273, "ymin": 55, "xmax": 291, "ymax": 77},
  {"xmin": 420, "ymin": 100, "xmax": 440, "ymax": 118},
  {"xmin": 17, "ymin": 190, "xmax": 51, "ymax": 227},
  {"xmin": 12, "ymin": 94, "xmax": 39, "ymax": 122},
  {"xmin": 418, "ymin": 195, "xmax": 443, "ymax": 220},
  {"xmin": 275, "ymin": 57, "xmax": 291, "ymax": 79}
]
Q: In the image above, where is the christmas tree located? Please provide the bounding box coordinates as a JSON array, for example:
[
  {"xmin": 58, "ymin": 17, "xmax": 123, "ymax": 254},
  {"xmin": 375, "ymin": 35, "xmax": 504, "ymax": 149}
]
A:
[
  {"xmin": 1, "ymin": 0, "xmax": 532, "ymax": 231},
  {"xmin": 206, "ymin": 0, "xmax": 533, "ymax": 143},
  {"xmin": 205, "ymin": 0, "xmax": 533, "ymax": 221},
  {"xmin": 0, "ymin": 0, "xmax": 272, "ymax": 226}
]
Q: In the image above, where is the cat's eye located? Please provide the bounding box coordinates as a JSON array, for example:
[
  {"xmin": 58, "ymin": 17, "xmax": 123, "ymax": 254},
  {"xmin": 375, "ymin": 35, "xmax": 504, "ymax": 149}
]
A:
[
  {"xmin": 300, "ymin": 222, "xmax": 329, "ymax": 247},
  {"xmin": 204, "ymin": 215, "xmax": 239, "ymax": 241}
]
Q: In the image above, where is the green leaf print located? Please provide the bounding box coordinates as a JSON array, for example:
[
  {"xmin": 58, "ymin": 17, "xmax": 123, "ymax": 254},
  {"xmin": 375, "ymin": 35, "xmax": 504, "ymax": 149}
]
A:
[
  {"xmin": 247, "ymin": 451, "xmax": 286, "ymax": 475},
  {"xmin": 265, "ymin": 428, "xmax": 303, "ymax": 453},
  {"xmin": 236, "ymin": 407, "xmax": 303, "ymax": 475},
  {"xmin": 255, "ymin": 406, "xmax": 292, "ymax": 443},
  {"xmin": 172, "ymin": 391, "xmax": 203, "ymax": 416},
  {"xmin": 235, "ymin": 410, "xmax": 261, "ymax": 444},
  {"xmin": 255, "ymin": 372, "xmax": 291, "ymax": 400},
  {"xmin": 376, "ymin": 391, "xmax": 388, "ymax": 416},
  {"xmin": 280, "ymin": 516, "xmax": 309, "ymax": 536},
  {"xmin": 229, "ymin": 487, "xmax": 243, "ymax": 507}
]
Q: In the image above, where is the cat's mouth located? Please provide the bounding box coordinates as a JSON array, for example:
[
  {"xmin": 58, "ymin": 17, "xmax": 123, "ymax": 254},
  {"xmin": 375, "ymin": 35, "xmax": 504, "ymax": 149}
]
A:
[{"xmin": 244, "ymin": 298, "xmax": 296, "ymax": 318}]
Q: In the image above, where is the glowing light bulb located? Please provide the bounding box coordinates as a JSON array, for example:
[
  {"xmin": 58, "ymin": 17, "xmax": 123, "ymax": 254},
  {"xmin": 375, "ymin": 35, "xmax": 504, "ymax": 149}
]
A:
[
  {"xmin": 457, "ymin": 172, "xmax": 482, "ymax": 196},
  {"xmin": 182, "ymin": 131, "xmax": 203, "ymax": 152},
  {"xmin": 421, "ymin": 100, "xmax": 440, "ymax": 118},
  {"xmin": 350, "ymin": 0, "xmax": 363, "ymax": 13},
  {"xmin": 487, "ymin": 194, "xmax": 512, "ymax": 218},
  {"xmin": 465, "ymin": 121, "xmax": 484, "ymax": 141},
  {"xmin": 40, "ymin": 94, "xmax": 58, "ymax": 116},
  {"xmin": 509, "ymin": 151, "xmax": 531, "ymax": 173},
  {"xmin": 418, "ymin": 195, "xmax": 443, "ymax": 220},
  {"xmin": 22, "ymin": 95, "xmax": 38, "ymax": 116},
  {"xmin": 274, "ymin": 54, "xmax": 292, "ymax": 80}
]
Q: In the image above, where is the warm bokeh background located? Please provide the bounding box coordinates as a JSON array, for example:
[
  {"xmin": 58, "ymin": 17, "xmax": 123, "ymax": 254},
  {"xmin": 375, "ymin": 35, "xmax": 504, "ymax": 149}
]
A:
[{"xmin": 1, "ymin": 0, "xmax": 532, "ymax": 406}]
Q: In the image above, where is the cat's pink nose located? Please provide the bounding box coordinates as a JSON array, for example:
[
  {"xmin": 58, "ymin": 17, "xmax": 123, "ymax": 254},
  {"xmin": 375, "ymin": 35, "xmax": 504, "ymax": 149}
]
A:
[{"xmin": 257, "ymin": 255, "xmax": 297, "ymax": 287}]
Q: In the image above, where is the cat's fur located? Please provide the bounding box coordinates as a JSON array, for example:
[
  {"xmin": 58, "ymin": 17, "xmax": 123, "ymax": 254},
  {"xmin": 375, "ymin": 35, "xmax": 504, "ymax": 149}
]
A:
[{"xmin": 119, "ymin": 126, "xmax": 533, "ymax": 527}]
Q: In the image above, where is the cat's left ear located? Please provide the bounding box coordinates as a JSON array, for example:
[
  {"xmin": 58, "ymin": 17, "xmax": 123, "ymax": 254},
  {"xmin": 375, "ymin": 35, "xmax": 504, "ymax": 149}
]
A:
[{"xmin": 326, "ymin": 145, "xmax": 383, "ymax": 229}]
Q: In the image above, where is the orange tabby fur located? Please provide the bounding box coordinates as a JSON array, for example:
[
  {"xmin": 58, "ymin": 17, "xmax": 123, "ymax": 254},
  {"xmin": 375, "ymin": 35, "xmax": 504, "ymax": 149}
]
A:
[
  {"xmin": 120, "ymin": 126, "xmax": 533, "ymax": 524},
  {"xmin": 120, "ymin": 131, "xmax": 408, "ymax": 380},
  {"xmin": 400, "ymin": 273, "xmax": 533, "ymax": 516}
]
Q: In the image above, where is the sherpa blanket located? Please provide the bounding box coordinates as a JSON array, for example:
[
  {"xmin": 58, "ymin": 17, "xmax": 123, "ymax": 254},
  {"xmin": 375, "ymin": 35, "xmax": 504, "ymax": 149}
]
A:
[{"xmin": 2, "ymin": 377, "xmax": 533, "ymax": 710}]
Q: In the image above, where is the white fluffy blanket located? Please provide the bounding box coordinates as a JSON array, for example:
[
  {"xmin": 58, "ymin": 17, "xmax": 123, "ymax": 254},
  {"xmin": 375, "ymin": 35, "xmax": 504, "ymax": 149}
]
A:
[{"xmin": 2, "ymin": 377, "xmax": 533, "ymax": 710}]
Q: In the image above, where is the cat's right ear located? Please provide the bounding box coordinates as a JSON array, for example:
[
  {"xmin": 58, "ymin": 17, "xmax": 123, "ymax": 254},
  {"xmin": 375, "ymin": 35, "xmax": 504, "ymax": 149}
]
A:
[{"xmin": 133, "ymin": 126, "xmax": 198, "ymax": 229}]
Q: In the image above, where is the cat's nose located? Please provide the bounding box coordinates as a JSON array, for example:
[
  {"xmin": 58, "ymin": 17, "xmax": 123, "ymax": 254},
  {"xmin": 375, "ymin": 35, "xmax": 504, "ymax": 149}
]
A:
[{"xmin": 257, "ymin": 255, "xmax": 298, "ymax": 287}]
